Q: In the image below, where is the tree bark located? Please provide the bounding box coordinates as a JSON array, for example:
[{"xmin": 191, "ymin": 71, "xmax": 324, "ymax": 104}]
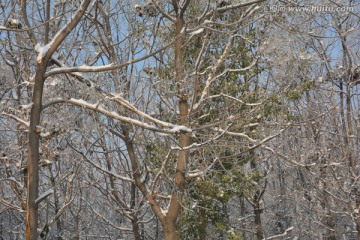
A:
[
  {"xmin": 164, "ymin": 7, "xmax": 190, "ymax": 238},
  {"xmin": 131, "ymin": 216, "xmax": 142, "ymax": 240},
  {"xmin": 26, "ymin": 64, "xmax": 46, "ymax": 240},
  {"xmin": 250, "ymin": 157, "xmax": 264, "ymax": 240},
  {"xmin": 199, "ymin": 207, "xmax": 207, "ymax": 240},
  {"xmin": 162, "ymin": 217, "xmax": 178, "ymax": 240},
  {"xmin": 253, "ymin": 190, "xmax": 264, "ymax": 240},
  {"xmin": 25, "ymin": 1, "xmax": 91, "ymax": 238}
]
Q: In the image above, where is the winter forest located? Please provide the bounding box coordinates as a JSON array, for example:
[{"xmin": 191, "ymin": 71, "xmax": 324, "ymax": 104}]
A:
[{"xmin": 0, "ymin": 0, "xmax": 359, "ymax": 239}]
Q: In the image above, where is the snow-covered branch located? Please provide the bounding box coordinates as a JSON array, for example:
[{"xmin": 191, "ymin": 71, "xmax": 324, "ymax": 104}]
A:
[
  {"xmin": 35, "ymin": 0, "xmax": 93, "ymax": 64},
  {"xmin": 172, "ymin": 124, "xmax": 232, "ymax": 150},
  {"xmin": 109, "ymin": 93, "xmax": 183, "ymax": 130},
  {"xmin": 44, "ymin": 33, "xmax": 184, "ymax": 77},
  {"xmin": 67, "ymin": 98, "xmax": 191, "ymax": 134},
  {"xmin": 194, "ymin": 36, "xmax": 234, "ymax": 110}
]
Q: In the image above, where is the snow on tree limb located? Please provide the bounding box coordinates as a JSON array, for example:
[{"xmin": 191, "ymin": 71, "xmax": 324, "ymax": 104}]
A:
[
  {"xmin": 151, "ymin": 149, "xmax": 173, "ymax": 193},
  {"xmin": 34, "ymin": 0, "xmax": 93, "ymax": 64},
  {"xmin": 67, "ymin": 98, "xmax": 191, "ymax": 134},
  {"xmin": 44, "ymin": 33, "xmax": 184, "ymax": 78},
  {"xmin": 172, "ymin": 124, "xmax": 232, "ymax": 151},
  {"xmin": 109, "ymin": 93, "xmax": 183, "ymax": 130}
]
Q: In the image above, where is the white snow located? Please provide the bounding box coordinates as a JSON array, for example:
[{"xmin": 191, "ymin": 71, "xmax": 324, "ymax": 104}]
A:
[
  {"xmin": 36, "ymin": 125, "xmax": 44, "ymax": 133},
  {"xmin": 79, "ymin": 64, "xmax": 96, "ymax": 70},
  {"xmin": 9, "ymin": 18, "xmax": 19, "ymax": 24},
  {"xmin": 47, "ymin": 78, "xmax": 62, "ymax": 86},
  {"xmin": 244, "ymin": 123, "xmax": 259, "ymax": 128},
  {"xmin": 327, "ymin": 162, "xmax": 341, "ymax": 166},
  {"xmin": 160, "ymin": 208, "xmax": 168, "ymax": 215},
  {"xmin": 169, "ymin": 125, "xmax": 192, "ymax": 133},
  {"xmin": 20, "ymin": 103, "xmax": 33, "ymax": 110},
  {"xmin": 188, "ymin": 28, "xmax": 204, "ymax": 35},
  {"xmin": 35, "ymin": 43, "xmax": 51, "ymax": 62},
  {"xmin": 40, "ymin": 131, "xmax": 51, "ymax": 138},
  {"xmin": 227, "ymin": 115, "xmax": 235, "ymax": 120},
  {"xmin": 69, "ymin": 98, "xmax": 98, "ymax": 108},
  {"xmin": 68, "ymin": 98, "xmax": 192, "ymax": 134},
  {"xmin": 39, "ymin": 159, "xmax": 52, "ymax": 165}
]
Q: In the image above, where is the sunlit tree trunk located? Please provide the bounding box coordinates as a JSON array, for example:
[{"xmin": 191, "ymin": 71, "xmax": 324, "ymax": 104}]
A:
[
  {"xmin": 26, "ymin": 64, "xmax": 46, "ymax": 240},
  {"xmin": 24, "ymin": 1, "xmax": 92, "ymax": 238},
  {"xmin": 162, "ymin": 2, "xmax": 190, "ymax": 238}
]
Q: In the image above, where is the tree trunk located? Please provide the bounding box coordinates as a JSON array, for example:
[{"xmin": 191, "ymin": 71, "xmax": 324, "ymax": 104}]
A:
[
  {"xmin": 48, "ymin": 166, "xmax": 62, "ymax": 239},
  {"xmin": 26, "ymin": 64, "xmax": 46, "ymax": 240},
  {"xmin": 25, "ymin": 1, "xmax": 91, "ymax": 238},
  {"xmin": 250, "ymin": 156, "xmax": 264, "ymax": 240},
  {"xmin": 131, "ymin": 216, "xmax": 142, "ymax": 240},
  {"xmin": 254, "ymin": 192, "xmax": 264, "ymax": 240},
  {"xmin": 199, "ymin": 207, "xmax": 207, "ymax": 240},
  {"xmin": 162, "ymin": 218, "xmax": 178, "ymax": 240},
  {"xmin": 164, "ymin": 5, "xmax": 190, "ymax": 239}
]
